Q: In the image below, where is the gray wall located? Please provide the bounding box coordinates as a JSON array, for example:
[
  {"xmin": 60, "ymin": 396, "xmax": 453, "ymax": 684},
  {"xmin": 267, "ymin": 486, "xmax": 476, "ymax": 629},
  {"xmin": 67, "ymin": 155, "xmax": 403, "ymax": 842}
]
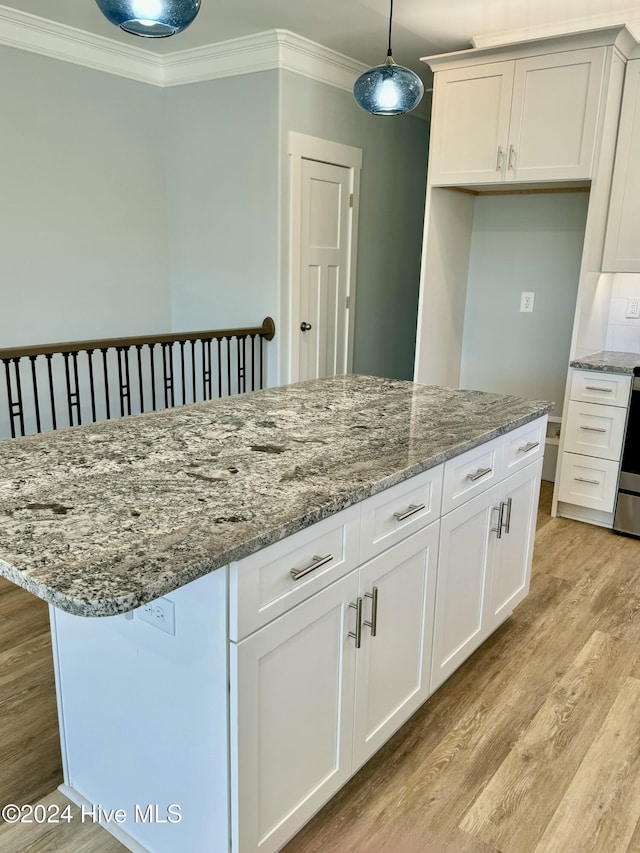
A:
[
  {"xmin": 459, "ymin": 192, "xmax": 589, "ymax": 412},
  {"xmin": 280, "ymin": 71, "xmax": 430, "ymax": 380},
  {"xmin": 0, "ymin": 45, "xmax": 171, "ymax": 348}
]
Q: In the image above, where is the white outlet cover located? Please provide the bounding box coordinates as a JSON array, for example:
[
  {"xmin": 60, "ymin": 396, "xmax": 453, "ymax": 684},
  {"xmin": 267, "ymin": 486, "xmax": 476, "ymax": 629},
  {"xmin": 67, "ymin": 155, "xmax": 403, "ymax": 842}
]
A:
[
  {"xmin": 625, "ymin": 297, "xmax": 640, "ymax": 319},
  {"xmin": 137, "ymin": 597, "xmax": 176, "ymax": 635},
  {"xmin": 520, "ymin": 292, "xmax": 535, "ymax": 313}
]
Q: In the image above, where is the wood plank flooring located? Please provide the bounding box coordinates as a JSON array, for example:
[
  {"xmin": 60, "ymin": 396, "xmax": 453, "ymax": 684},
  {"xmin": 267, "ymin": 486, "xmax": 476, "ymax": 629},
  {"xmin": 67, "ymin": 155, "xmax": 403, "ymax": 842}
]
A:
[{"xmin": 3, "ymin": 481, "xmax": 640, "ymax": 852}]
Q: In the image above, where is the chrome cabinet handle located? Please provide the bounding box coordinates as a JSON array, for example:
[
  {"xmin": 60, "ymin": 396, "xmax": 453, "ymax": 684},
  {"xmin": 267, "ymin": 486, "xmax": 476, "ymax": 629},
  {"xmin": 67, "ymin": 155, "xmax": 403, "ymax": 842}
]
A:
[
  {"xmin": 496, "ymin": 146, "xmax": 504, "ymax": 171},
  {"xmin": 300, "ymin": 322, "xmax": 312, "ymax": 332},
  {"xmin": 503, "ymin": 496, "xmax": 512, "ymax": 534},
  {"xmin": 579, "ymin": 426, "xmax": 607, "ymax": 433},
  {"xmin": 508, "ymin": 144, "xmax": 516, "ymax": 170},
  {"xmin": 518, "ymin": 441, "xmax": 539, "ymax": 453},
  {"xmin": 393, "ymin": 503, "xmax": 425, "ymax": 522},
  {"xmin": 467, "ymin": 466, "xmax": 492, "ymax": 481},
  {"xmin": 348, "ymin": 597, "xmax": 363, "ymax": 648},
  {"xmin": 585, "ymin": 385, "xmax": 612, "ymax": 392},
  {"xmin": 574, "ymin": 476, "xmax": 600, "ymax": 485},
  {"xmin": 290, "ymin": 553, "xmax": 333, "ymax": 581},
  {"xmin": 364, "ymin": 586, "xmax": 379, "ymax": 637},
  {"xmin": 491, "ymin": 503, "xmax": 504, "ymax": 539}
]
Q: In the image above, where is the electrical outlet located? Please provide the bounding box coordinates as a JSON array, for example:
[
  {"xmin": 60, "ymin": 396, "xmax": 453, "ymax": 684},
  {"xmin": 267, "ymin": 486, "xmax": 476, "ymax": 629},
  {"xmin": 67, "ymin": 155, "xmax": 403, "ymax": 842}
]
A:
[
  {"xmin": 520, "ymin": 292, "xmax": 535, "ymax": 313},
  {"xmin": 626, "ymin": 297, "xmax": 640, "ymax": 319},
  {"xmin": 137, "ymin": 597, "xmax": 175, "ymax": 635}
]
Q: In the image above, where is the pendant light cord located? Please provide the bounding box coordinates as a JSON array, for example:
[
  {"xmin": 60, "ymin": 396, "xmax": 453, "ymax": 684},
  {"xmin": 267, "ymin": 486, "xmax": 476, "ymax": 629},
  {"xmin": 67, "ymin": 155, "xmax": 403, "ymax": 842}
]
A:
[{"xmin": 387, "ymin": 0, "xmax": 393, "ymax": 57}]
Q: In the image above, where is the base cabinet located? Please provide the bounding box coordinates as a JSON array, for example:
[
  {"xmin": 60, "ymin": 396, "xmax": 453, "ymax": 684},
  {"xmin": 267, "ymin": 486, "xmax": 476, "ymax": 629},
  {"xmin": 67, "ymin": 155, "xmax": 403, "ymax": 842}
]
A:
[
  {"xmin": 230, "ymin": 523, "xmax": 439, "ymax": 853},
  {"xmin": 431, "ymin": 458, "xmax": 542, "ymax": 691}
]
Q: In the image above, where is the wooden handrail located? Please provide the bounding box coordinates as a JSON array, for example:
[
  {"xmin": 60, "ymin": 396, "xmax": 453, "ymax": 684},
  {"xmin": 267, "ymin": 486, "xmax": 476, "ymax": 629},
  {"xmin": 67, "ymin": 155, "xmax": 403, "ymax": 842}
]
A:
[{"xmin": 0, "ymin": 317, "xmax": 275, "ymax": 361}]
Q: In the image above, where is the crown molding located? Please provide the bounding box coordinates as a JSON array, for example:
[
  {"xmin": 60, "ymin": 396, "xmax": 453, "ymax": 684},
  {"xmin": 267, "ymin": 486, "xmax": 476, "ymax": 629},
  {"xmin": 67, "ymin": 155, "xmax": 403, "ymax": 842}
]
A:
[{"xmin": 472, "ymin": 12, "xmax": 640, "ymax": 49}]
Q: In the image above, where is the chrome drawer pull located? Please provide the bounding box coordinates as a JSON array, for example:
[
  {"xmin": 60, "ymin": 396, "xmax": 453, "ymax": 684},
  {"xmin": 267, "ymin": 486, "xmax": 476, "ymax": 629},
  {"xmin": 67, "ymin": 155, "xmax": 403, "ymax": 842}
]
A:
[
  {"xmin": 579, "ymin": 426, "xmax": 607, "ymax": 433},
  {"xmin": 348, "ymin": 597, "xmax": 363, "ymax": 648},
  {"xmin": 518, "ymin": 441, "xmax": 539, "ymax": 453},
  {"xmin": 364, "ymin": 586, "xmax": 379, "ymax": 637},
  {"xmin": 585, "ymin": 385, "xmax": 612, "ymax": 392},
  {"xmin": 574, "ymin": 476, "xmax": 600, "ymax": 485},
  {"xmin": 503, "ymin": 496, "xmax": 513, "ymax": 534},
  {"xmin": 290, "ymin": 553, "xmax": 333, "ymax": 581},
  {"xmin": 393, "ymin": 503, "xmax": 425, "ymax": 522},
  {"xmin": 496, "ymin": 146, "xmax": 504, "ymax": 171},
  {"xmin": 467, "ymin": 466, "xmax": 492, "ymax": 482},
  {"xmin": 491, "ymin": 503, "xmax": 505, "ymax": 539}
]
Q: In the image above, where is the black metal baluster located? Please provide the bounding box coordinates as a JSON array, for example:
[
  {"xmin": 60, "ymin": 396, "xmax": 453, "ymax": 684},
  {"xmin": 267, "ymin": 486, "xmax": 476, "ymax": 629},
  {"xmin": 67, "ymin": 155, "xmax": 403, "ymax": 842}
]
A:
[
  {"xmin": 226, "ymin": 337, "xmax": 232, "ymax": 397},
  {"xmin": 116, "ymin": 348, "xmax": 126, "ymax": 418},
  {"xmin": 191, "ymin": 340, "xmax": 196, "ymax": 403},
  {"xmin": 136, "ymin": 345, "xmax": 145, "ymax": 413},
  {"xmin": 29, "ymin": 356, "xmax": 42, "ymax": 434},
  {"xmin": 46, "ymin": 354, "xmax": 57, "ymax": 430},
  {"xmin": 217, "ymin": 339, "xmax": 222, "ymax": 398},
  {"xmin": 251, "ymin": 334, "xmax": 256, "ymax": 391},
  {"xmin": 86, "ymin": 350, "xmax": 97, "ymax": 423},
  {"xmin": 63, "ymin": 353, "xmax": 74, "ymax": 427},
  {"xmin": 179, "ymin": 340, "xmax": 186, "ymax": 406},
  {"xmin": 161, "ymin": 343, "xmax": 174, "ymax": 408},
  {"xmin": 259, "ymin": 335, "xmax": 265, "ymax": 389},
  {"xmin": 124, "ymin": 347, "xmax": 132, "ymax": 416},
  {"xmin": 101, "ymin": 348, "xmax": 111, "ymax": 420},
  {"xmin": 12, "ymin": 359, "xmax": 25, "ymax": 436},
  {"xmin": 206, "ymin": 339, "xmax": 212, "ymax": 399},
  {"xmin": 3, "ymin": 359, "xmax": 17, "ymax": 438},
  {"xmin": 71, "ymin": 352, "xmax": 82, "ymax": 425},
  {"xmin": 149, "ymin": 343, "xmax": 157, "ymax": 411}
]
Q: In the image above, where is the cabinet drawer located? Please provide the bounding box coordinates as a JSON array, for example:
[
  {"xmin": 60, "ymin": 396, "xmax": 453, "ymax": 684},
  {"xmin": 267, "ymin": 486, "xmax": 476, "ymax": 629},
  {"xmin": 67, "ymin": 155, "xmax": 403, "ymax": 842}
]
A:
[
  {"xmin": 563, "ymin": 401, "xmax": 626, "ymax": 461},
  {"xmin": 502, "ymin": 417, "xmax": 546, "ymax": 476},
  {"xmin": 359, "ymin": 466, "xmax": 443, "ymax": 563},
  {"xmin": 570, "ymin": 370, "xmax": 631, "ymax": 407},
  {"xmin": 229, "ymin": 507, "xmax": 360, "ymax": 641},
  {"xmin": 442, "ymin": 436, "xmax": 502, "ymax": 515},
  {"xmin": 557, "ymin": 452, "xmax": 619, "ymax": 512}
]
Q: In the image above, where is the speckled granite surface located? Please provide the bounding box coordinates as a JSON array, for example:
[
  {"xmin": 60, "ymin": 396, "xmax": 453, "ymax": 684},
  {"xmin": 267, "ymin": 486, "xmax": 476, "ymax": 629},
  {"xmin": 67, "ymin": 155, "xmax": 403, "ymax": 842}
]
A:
[
  {"xmin": 0, "ymin": 375, "xmax": 551, "ymax": 617},
  {"xmin": 570, "ymin": 350, "xmax": 639, "ymax": 374}
]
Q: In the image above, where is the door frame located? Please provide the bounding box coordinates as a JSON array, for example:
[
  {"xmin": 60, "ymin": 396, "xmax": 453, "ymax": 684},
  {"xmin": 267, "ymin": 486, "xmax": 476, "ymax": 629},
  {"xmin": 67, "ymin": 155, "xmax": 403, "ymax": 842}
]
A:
[{"xmin": 284, "ymin": 132, "xmax": 362, "ymax": 384}]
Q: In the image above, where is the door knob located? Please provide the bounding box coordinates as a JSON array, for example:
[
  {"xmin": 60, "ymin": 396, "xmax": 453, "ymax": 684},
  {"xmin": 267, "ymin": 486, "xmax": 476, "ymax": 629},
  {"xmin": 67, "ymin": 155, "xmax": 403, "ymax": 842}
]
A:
[{"xmin": 300, "ymin": 322, "xmax": 312, "ymax": 332}]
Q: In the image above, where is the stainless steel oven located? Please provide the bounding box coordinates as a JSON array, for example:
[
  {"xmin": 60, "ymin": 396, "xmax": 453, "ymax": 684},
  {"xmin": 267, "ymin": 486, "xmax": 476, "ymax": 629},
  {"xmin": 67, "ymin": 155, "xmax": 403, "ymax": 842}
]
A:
[{"xmin": 613, "ymin": 367, "xmax": 640, "ymax": 536}]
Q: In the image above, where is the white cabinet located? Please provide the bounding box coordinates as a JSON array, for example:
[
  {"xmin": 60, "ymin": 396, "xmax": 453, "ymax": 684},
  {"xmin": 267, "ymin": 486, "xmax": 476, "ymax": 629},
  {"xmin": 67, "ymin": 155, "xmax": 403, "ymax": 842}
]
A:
[
  {"xmin": 431, "ymin": 457, "xmax": 542, "ymax": 691},
  {"xmin": 429, "ymin": 47, "xmax": 605, "ymax": 186},
  {"xmin": 230, "ymin": 571, "xmax": 359, "ymax": 853},
  {"xmin": 603, "ymin": 58, "xmax": 640, "ymax": 271}
]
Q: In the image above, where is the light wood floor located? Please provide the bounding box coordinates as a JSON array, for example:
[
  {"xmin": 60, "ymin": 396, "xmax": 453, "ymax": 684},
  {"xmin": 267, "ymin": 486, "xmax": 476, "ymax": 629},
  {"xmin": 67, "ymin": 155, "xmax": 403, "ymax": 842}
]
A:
[{"xmin": 4, "ymin": 481, "xmax": 640, "ymax": 852}]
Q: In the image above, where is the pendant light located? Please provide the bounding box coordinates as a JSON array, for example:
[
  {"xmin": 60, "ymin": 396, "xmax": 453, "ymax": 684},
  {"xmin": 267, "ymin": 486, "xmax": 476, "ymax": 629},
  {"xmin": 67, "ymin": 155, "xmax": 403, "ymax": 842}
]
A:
[
  {"xmin": 95, "ymin": 0, "xmax": 201, "ymax": 38},
  {"xmin": 353, "ymin": 0, "xmax": 424, "ymax": 115}
]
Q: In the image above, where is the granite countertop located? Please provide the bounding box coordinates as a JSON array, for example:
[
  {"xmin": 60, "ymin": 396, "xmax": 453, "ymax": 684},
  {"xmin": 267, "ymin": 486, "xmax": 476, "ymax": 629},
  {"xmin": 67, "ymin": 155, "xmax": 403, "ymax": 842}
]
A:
[
  {"xmin": 570, "ymin": 350, "xmax": 639, "ymax": 374},
  {"xmin": 0, "ymin": 375, "xmax": 551, "ymax": 617}
]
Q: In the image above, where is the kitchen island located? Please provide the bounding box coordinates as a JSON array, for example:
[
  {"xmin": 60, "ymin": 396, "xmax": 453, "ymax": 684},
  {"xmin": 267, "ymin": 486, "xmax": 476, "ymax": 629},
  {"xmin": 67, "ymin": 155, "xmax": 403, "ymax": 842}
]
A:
[{"xmin": 0, "ymin": 375, "xmax": 551, "ymax": 853}]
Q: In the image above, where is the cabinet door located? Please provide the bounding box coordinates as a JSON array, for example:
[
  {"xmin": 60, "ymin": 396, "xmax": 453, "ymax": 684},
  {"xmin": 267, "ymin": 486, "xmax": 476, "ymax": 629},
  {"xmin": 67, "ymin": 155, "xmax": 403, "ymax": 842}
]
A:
[
  {"xmin": 429, "ymin": 61, "xmax": 514, "ymax": 185},
  {"xmin": 603, "ymin": 59, "xmax": 640, "ymax": 271},
  {"xmin": 352, "ymin": 522, "xmax": 439, "ymax": 771},
  {"xmin": 485, "ymin": 459, "xmax": 542, "ymax": 632},
  {"xmin": 230, "ymin": 571, "xmax": 359, "ymax": 853},
  {"xmin": 507, "ymin": 48, "xmax": 605, "ymax": 181},
  {"xmin": 431, "ymin": 485, "xmax": 499, "ymax": 692}
]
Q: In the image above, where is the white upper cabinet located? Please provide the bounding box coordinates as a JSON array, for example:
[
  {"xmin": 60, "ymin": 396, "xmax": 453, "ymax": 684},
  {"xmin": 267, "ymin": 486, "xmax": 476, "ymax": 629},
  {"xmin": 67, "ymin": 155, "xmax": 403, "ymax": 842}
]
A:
[
  {"xmin": 429, "ymin": 47, "xmax": 606, "ymax": 186},
  {"xmin": 603, "ymin": 58, "xmax": 640, "ymax": 271}
]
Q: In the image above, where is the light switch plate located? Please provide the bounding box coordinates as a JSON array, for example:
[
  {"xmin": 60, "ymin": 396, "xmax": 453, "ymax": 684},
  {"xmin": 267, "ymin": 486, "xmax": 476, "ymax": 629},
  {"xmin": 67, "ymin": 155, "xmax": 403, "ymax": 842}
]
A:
[{"xmin": 520, "ymin": 292, "xmax": 535, "ymax": 313}]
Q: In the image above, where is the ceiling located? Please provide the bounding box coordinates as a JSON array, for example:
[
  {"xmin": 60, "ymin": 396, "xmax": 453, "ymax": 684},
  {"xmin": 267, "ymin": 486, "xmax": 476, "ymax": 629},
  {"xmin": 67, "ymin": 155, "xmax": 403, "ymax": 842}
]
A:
[{"xmin": 2, "ymin": 0, "xmax": 640, "ymax": 84}]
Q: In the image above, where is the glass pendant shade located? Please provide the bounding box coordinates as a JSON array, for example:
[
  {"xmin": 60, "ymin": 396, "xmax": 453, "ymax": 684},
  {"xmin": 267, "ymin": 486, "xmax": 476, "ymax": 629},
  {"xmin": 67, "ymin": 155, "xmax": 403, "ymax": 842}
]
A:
[
  {"xmin": 95, "ymin": 0, "xmax": 200, "ymax": 38},
  {"xmin": 354, "ymin": 56, "xmax": 424, "ymax": 115}
]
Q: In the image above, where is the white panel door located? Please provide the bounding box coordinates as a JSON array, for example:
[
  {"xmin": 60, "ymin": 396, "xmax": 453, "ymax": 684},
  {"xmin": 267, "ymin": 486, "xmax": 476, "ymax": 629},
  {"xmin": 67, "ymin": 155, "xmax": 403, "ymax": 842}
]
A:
[
  {"xmin": 352, "ymin": 523, "xmax": 439, "ymax": 771},
  {"xmin": 486, "ymin": 459, "xmax": 542, "ymax": 632},
  {"xmin": 431, "ymin": 485, "xmax": 499, "ymax": 692},
  {"xmin": 230, "ymin": 570, "xmax": 358, "ymax": 853},
  {"xmin": 298, "ymin": 158, "xmax": 352, "ymax": 381},
  {"xmin": 429, "ymin": 61, "xmax": 514, "ymax": 185},
  {"xmin": 507, "ymin": 48, "xmax": 604, "ymax": 181}
]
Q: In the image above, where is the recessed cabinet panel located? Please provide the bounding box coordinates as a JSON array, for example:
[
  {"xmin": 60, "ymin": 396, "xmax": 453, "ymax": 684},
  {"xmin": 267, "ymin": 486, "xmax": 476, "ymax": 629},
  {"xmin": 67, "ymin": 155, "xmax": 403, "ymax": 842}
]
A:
[
  {"xmin": 508, "ymin": 49, "xmax": 604, "ymax": 181},
  {"xmin": 557, "ymin": 453, "xmax": 620, "ymax": 511},
  {"xmin": 563, "ymin": 400, "xmax": 627, "ymax": 460},
  {"xmin": 430, "ymin": 61, "xmax": 514, "ymax": 185},
  {"xmin": 570, "ymin": 370, "xmax": 632, "ymax": 407}
]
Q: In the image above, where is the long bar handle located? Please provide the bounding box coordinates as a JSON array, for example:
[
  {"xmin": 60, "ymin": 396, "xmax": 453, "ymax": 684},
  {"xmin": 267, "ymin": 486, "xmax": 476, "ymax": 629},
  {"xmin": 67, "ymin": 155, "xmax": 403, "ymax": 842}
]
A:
[
  {"xmin": 491, "ymin": 503, "xmax": 504, "ymax": 539},
  {"xmin": 518, "ymin": 441, "xmax": 539, "ymax": 453},
  {"xmin": 503, "ymin": 496, "xmax": 513, "ymax": 534},
  {"xmin": 364, "ymin": 587, "xmax": 379, "ymax": 637},
  {"xmin": 574, "ymin": 476, "xmax": 601, "ymax": 485},
  {"xmin": 467, "ymin": 466, "xmax": 492, "ymax": 482},
  {"xmin": 579, "ymin": 426, "xmax": 607, "ymax": 433},
  {"xmin": 348, "ymin": 597, "xmax": 363, "ymax": 648},
  {"xmin": 393, "ymin": 503, "xmax": 426, "ymax": 522},
  {"xmin": 290, "ymin": 553, "xmax": 333, "ymax": 581},
  {"xmin": 496, "ymin": 146, "xmax": 504, "ymax": 171},
  {"xmin": 585, "ymin": 385, "xmax": 612, "ymax": 392},
  {"xmin": 508, "ymin": 144, "xmax": 516, "ymax": 170}
]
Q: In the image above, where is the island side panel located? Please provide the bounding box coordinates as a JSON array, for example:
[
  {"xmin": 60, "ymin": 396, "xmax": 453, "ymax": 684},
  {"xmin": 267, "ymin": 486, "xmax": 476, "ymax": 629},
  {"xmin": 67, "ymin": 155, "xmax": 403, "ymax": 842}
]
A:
[{"xmin": 49, "ymin": 569, "xmax": 229, "ymax": 853}]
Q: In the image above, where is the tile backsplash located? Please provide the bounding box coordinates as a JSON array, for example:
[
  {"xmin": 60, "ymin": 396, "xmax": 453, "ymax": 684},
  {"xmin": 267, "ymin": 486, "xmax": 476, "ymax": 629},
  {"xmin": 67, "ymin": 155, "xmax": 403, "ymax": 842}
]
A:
[{"xmin": 606, "ymin": 273, "xmax": 640, "ymax": 353}]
